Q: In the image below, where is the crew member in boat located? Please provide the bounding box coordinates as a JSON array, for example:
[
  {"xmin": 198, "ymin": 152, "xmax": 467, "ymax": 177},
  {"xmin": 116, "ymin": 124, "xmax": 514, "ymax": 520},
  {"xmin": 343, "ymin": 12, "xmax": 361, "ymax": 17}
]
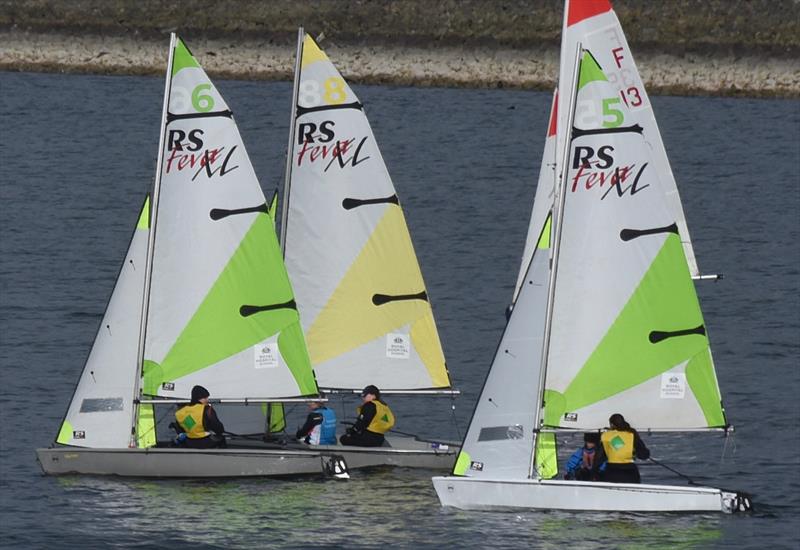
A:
[
  {"xmin": 174, "ymin": 385, "xmax": 226, "ymax": 449},
  {"xmin": 339, "ymin": 385, "xmax": 395, "ymax": 447},
  {"xmin": 564, "ymin": 432, "xmax": 605, "ymax": 481},
  {"xmin": 295, "ymin": 400, "xmax": 337, "ymax": 445},
  {"xmin": 598, "ymin": 413, "xmax": 650, "ymax": 483}
]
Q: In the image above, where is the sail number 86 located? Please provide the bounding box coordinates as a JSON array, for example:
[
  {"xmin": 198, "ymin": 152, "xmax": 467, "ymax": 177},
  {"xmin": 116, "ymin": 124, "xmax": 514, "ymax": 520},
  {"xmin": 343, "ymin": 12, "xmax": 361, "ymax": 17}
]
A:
[{"xmin": 299, "ymin": 77, "xmax": 348, "ymax": 106}]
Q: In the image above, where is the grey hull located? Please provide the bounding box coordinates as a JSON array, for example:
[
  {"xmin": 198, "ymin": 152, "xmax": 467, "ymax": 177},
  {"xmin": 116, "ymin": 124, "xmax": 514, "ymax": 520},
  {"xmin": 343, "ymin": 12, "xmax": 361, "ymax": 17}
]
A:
[
  {"xmin": 36, "ymin": 446, "xmax": 328, "ymax": 478},
  {"xmin": 36, "ymin": 435, "xmax": 459, "ymax": 478},
  {"xmin": 313, "ymin": 434, "xmax": 459, "ymax": 470}
]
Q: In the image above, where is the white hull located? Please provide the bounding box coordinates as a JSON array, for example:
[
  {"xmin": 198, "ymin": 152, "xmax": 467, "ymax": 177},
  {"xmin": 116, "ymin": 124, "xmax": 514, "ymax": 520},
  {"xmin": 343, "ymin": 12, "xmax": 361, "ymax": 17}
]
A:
[
  {"xmin": 432, "ymin": 476, "xmax": 751, "ymax": 514},
  {"xmin": 36, "ymin": 435, "xmax": 458, "ymax": 478}
]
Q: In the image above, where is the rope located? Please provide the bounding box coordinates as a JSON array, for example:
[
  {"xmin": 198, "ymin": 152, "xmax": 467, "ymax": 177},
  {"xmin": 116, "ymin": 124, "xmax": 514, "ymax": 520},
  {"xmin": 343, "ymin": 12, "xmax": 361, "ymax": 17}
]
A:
[{"xmin": 648, "ymin": 457, "xmax": 701, "ymax": 486}]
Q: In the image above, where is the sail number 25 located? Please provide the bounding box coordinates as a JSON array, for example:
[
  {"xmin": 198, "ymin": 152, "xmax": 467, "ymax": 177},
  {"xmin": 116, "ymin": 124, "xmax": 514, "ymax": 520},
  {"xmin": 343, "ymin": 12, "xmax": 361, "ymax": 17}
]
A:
[
  {"xmin": 575, "ymin": 97, "xmax": 626, "ymax": 129},
  {"xmin": 299, "ymin": 77, "xmax": 348, "ymax": 106}
]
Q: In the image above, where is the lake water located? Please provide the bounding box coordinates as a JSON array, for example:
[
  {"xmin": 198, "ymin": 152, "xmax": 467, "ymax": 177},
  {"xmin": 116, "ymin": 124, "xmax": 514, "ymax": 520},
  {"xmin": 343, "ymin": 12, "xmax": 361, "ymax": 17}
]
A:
[{"xmin": 1, "ymin": 71, "xmax": 798, "ymax": 548}]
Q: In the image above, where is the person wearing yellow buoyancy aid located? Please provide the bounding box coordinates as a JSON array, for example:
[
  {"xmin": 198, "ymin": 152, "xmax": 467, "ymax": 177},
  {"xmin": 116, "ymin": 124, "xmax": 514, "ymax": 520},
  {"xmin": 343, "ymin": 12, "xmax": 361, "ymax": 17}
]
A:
[
  {"xmin": 174, "ymin": 385, "xmax": 226, "ymax": 449},
  {"xmin": 599, "ymin": 413, "xmax": 650, "ymax": 483},
  {"xmin": 340, "ymin": 385, "xmax": 395, "ymax": 447}
]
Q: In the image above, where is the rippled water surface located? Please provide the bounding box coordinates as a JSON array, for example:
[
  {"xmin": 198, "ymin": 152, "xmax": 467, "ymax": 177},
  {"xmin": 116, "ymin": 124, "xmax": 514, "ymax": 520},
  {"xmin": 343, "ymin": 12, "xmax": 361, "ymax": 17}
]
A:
[{"xmin": 1, "ymin": 71, "xmax": 798, "ymax": 548}]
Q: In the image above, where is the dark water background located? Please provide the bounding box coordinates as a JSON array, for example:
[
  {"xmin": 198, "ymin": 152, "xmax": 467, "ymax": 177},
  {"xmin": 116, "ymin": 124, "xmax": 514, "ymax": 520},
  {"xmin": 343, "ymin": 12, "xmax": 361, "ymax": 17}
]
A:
[{"xmin": 1, "ymin": 71, "xmax": 798, "ymax": 548}]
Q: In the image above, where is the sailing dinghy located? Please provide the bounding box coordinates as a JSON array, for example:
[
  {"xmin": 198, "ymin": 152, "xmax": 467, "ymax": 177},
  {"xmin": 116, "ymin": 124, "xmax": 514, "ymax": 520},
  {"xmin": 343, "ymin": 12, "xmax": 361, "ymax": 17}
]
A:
[
  {"xmin": 280, "ymin": 29, "xmax": 459, "ymax": 470},
  {"xmin": 433, "ymin": 0, "xmax": 752, "ymax": 512},
  {"xmin": 36, "ymin": 35, "xmax": 348, "ymax": 478}
]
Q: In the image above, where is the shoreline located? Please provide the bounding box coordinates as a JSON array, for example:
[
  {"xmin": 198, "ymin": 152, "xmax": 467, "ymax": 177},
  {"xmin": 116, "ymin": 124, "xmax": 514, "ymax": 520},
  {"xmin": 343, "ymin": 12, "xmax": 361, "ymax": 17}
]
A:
[{"xmin": 2, "ymin": 28, "xmax": 799, "ymax": 98}]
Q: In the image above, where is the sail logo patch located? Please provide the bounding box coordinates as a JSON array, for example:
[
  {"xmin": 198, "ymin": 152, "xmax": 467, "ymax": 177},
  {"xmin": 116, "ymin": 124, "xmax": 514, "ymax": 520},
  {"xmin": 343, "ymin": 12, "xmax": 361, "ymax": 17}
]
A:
[
  {"xmin": 72, "ymin": 430, "xmax": 86, "ymax": 439},
  {"xmin": 563, "ymin": 412, "xmax": 578, "ymax": 422},
  {"xmin": 296, "ymin": 121, "xmax": 370, "ymax": 171},
  {"xmin": 660, "ymin": 372, "xmax": 686, "ymax": 399},
  {"xmin": 570, "ymin": 146, "xmax": 650, "ymax": 200},
  {"xmin": 161, "ymin": 382, "xmax": 175, "ymax": 391},
  {"xmin": 386, "ymin": 333, "xmax": 410, "ymax": 359},
  {"xmin": 470, "ymin": 461, "xmax": 484, "ymax": 471},
  {"xmin": 254, "ymin": 342, "xmax": 280, "ymax": 369}
]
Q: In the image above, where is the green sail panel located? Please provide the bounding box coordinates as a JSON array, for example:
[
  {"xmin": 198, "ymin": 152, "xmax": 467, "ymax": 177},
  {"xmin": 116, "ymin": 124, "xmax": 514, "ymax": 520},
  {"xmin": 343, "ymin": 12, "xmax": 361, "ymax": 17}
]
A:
[
  {"xmin": 544, "ymin": 234, "xmax": 725, "ymax": 429},
  {"xmin": 143, "ymin": 214, "xmax": 316, "ymax": 396}
]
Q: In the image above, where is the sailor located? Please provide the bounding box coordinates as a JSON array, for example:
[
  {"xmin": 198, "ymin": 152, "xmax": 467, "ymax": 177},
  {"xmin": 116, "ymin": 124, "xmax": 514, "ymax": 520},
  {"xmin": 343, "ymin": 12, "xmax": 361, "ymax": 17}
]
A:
[
  {"xmin": 295, "ymin": 400, "xmax": 337, "ymax": 445},
  {"xmin": 174, "ymin": 385, "xmax": 226, "ymax": 449},
  {"xmin": 599, "ymin": 413, "xmax": 650, "ymax": 483},
  {"xmin": 339, "ymin": 385, "xmax": 395, "ymax": 447},
  {"xmin": 564, "ymin": 432, "xmax": 606, "ymax": 481}
]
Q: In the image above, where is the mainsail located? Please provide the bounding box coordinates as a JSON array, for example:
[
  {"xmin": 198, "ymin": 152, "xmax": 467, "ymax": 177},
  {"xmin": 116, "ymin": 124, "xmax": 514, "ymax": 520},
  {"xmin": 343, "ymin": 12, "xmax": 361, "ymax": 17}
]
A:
[
  {"xmin": 140, "ymin": 37, "xmax": 318, "ymax": 401},
  {"xmin": 542, "ymin": 0, "xmax": 726, "ymax": 432},
  {"xmin": 282, "ymin": 31, "xmax": 451, "ymax": 392},
  {"xmin": 56, "ymin": 198, "xmax": 151, "ymax": 448}
]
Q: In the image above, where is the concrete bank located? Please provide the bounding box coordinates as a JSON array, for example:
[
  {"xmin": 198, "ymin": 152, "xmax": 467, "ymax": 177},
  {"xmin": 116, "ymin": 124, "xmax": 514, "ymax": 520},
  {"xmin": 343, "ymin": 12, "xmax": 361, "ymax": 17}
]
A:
[{"xmin": 3, "ymin": 28, "xmax": 799, "ymax": 98}]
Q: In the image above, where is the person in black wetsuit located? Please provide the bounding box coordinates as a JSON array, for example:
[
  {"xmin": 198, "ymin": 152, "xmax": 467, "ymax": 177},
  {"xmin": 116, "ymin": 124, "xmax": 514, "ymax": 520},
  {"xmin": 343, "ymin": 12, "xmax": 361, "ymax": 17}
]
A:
[
  {"xmin": 339, "ymin": 385, "xmax": 395, "ymax": 447},
  {"xmin": 598, "ymin": 413, "xmax": 650, "ymax": 483},
  {"xmin": 174, "ymin": 385, "xmax": 226, "ymax": 449}
]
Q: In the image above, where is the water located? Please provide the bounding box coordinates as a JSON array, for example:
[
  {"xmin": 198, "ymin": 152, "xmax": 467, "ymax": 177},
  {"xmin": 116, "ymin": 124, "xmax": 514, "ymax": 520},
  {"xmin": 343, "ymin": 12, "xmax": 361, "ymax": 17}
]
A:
[{"xmin": 1, "ymin": 71, "xmax": 798, "ymax": 548}]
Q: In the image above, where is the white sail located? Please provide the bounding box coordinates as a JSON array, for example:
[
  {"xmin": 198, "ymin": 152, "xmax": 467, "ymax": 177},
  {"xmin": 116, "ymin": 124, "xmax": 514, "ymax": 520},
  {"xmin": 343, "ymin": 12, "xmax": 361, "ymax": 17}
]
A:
[
  {"xmin": 542, "ymin": 0, "xmax": 725, "ymax": 431},
  {"xmin": 141, "ymin": 36, "xmax": 318, "ymax": 401},
  {"xmin": 512, "ymin": 91, "xmax": 558, "ymax": 303},
  {"xmin": 283, "ymin": 32, "xmax": 450, "ymax": 392},
  {"xmin": 56, "ymin": 198, "xmax": 150, "ymax": 448}
]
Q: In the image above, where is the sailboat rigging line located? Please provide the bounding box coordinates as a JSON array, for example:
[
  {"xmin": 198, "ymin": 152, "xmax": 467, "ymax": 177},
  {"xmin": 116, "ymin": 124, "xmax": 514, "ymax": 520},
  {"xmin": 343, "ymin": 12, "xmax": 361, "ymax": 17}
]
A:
[
  {"xmin": 296, "ymin": 101, "xmax": 363, "ymax": 117},
  {"xmin": 239, "ymin": 300, "xmax": 298, "ymax": 317},
  {"xmin": 209, "ymin": 203, "xmax": 269, "ymax": 220},
  {"xmin": 166, "ymin": 110, "xmax": 233, "ymax": 123},
  {"xmin": 342, "ymin": 194, "xmax": 400, "ymax": 210},
  {"xmin": 130, "ymin": 33, "xmax": 177, "ymax": 448},
  {"xmin": 648, "ymin": 457, "xmax": 702, "ymax": 486},
  {"xmin": 372, "ymin": 291, "xmax": 428, "ymax": 306},
  {"xmin": 572, "ymin": 124, "xmax": 644, "ymax": 139},
  {"xmin": 649, "ymin": 324, "xmax": 706, "ymax": 343},
  {"xmin": 620, "ymin": 223, "xmax": 680, "ymax": 241}
]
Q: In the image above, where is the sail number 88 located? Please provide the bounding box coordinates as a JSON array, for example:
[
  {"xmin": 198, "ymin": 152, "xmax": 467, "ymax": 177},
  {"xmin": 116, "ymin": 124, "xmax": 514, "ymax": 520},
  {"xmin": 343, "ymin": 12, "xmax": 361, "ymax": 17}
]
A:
[{"xmin": 299, "ymin": 77, "xmax": 348, "ymax": 106}]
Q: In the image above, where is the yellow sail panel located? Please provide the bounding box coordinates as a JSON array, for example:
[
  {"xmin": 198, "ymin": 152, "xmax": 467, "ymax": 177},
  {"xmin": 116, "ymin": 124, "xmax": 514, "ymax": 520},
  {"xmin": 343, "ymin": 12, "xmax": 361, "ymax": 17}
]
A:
[
  {"xmin": 306, "ymin": 205, "xmax": 448, "ymax": 386},
  {"xmin": 301, "ymin": 35, "xmax": 330, "ymax": 69}
]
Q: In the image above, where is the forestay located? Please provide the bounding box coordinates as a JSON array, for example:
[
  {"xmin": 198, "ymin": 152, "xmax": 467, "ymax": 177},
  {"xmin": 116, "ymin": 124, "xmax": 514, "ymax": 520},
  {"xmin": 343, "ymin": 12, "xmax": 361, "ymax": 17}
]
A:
[
  {"xmin": 56, "ymin": 198, "xmax": 153, "ymax": 448},
  {"xmin": 283, "ymin": 32, "xmax": 451, "ymax": 392},
  {"xmin": 543, "ymin": 0, "xmax": 726, "ymax": 432},
  {"xmin": 141, "ymin": 38, "xmax": 318, "ymax": 401}
]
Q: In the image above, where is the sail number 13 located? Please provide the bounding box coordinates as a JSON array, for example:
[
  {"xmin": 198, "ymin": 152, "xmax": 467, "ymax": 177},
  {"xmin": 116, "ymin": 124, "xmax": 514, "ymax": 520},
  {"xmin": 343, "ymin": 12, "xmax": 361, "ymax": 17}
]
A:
[{"xmin": 299, "ymin": 77, "xmax": 348, "ymax": 106}]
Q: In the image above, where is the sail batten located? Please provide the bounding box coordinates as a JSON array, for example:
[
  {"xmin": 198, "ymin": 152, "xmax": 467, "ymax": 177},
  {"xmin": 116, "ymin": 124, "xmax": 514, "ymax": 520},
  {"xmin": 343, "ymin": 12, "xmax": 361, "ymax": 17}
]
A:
[{"xmin": 283, "ymin": 32, "xmax": 450, "ymax": 391}]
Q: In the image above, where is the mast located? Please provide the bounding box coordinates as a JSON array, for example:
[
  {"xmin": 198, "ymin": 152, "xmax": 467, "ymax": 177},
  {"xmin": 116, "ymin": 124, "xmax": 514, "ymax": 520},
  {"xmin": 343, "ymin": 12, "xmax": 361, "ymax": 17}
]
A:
[
  {"xmin": 527, "ymin": 42, "xmax": 582, "ymax": 478},
  {"xmin": 280, "ymin": 27, "xmax": 304, "ymax": 254},
  {"xmin": 128, "ymin": 33, "xmax": 176, "ymax": 447}
]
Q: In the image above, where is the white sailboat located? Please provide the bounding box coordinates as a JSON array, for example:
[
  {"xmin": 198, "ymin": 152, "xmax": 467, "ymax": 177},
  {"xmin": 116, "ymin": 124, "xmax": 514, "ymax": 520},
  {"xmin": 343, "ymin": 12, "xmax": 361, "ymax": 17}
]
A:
[
  {"xmin": 37, "ymin": 35, "xmax": 342, "ymax": 477},
  {"xmin": 433, "ymin": 0, "xmax": 752, "ymax": 512},
  {"xmin": 280, "ymin": 29, "xmax": 459, "ymax": 469}
]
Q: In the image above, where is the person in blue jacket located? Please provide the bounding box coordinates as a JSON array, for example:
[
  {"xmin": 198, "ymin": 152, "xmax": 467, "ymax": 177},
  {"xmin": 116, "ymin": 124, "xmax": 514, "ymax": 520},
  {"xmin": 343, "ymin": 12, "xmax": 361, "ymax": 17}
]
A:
[
  {"xmin": 296, "ymin": 401, "xmax": 337, "ymax": 445},
  {"xmin": 564, "ymin": 432, "xmax": 605, "ymax": 481}
]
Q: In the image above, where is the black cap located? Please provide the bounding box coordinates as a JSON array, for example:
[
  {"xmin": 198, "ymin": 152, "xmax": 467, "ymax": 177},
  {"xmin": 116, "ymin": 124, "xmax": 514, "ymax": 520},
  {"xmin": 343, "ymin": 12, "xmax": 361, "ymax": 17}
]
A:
[
  {"xmin": 361, "ymin": 385, "xmax": 380, "ymax": 399},
  {"xmin": 584, "ymin": 432, "xmax": 600, "ymax": 445},
  {"xmin": 191, "ymin": 385, "xmax": 210, "ymax": 402}
]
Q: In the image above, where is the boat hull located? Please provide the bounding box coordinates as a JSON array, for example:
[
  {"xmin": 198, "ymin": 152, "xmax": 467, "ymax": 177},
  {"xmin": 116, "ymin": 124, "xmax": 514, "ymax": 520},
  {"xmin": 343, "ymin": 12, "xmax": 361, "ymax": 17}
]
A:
[
  {"xmin": 431, "ymin": 476, "xmax": 751, "ymax": 514},
  {"xmin": 36, "ymin": 446, "xmax": 328, "ymax": 478},
  {"xmin": 315, "ymin": 434, "xmax": 458, "ymax": 470},
  {"xmin": 36, "ymin": 435, "xmax": 458, "ymax": 478}
]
